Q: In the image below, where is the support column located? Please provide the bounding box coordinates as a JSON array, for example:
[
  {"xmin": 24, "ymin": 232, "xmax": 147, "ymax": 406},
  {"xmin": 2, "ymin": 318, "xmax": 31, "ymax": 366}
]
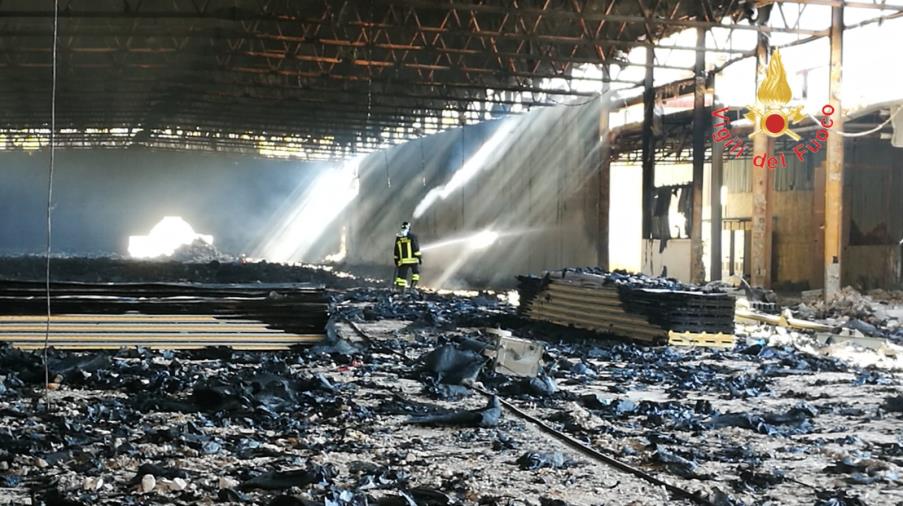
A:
[
  {"xmin": 750, "ymin": 28, "xmax": 773, "ymax": 288},
  {"xmin": 598, "ymin": 68, "xmax": 612, "ymax": 270},
  {"xmin": 690, "ymin": 27, "xmax": 707, "ymax": 283},
  {"xmin": 729, "ymin": 225, "xmax": 736, "ymax": 276},
  {"xmin": 825, "ymin": 6, "xmax": 845, "ymax": 298},
  {"xmin": 641, "ymin": 45, "xmax": 655, "ymax": 240},
  {"xmin": 710, "ymin": 119, "xmax": 724, "ymax": 281},
  {"xmin": 812, "ymin": 159, "xmax": 826, "ymax": 287}
]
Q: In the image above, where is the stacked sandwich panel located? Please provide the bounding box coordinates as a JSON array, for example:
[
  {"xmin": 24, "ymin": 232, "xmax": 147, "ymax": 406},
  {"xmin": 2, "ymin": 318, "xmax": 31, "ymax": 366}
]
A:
[
  {"xmin": 0, "ymin": 280, "xmax": 329, "ymax": 349},
  {"xmin": 517, "ymin": 270, "xmax": 735, "ymax": 345}
]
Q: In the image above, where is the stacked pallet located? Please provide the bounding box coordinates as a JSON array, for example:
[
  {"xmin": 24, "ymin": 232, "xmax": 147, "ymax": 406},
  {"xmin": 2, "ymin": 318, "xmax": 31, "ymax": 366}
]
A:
[
  {"xmin": 518, "ymin": 270, "xmax": 735, "ymax": 346},
  {"xmin": 0, "ymin": 280, "xmax": 328, "ymax": 350}
]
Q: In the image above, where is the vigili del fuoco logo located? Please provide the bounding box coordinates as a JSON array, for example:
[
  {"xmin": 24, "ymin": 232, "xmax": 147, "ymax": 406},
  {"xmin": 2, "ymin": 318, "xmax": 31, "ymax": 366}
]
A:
[{"xmin": 711, "ymin": 49, "xmax": 835, "ymax": 169}]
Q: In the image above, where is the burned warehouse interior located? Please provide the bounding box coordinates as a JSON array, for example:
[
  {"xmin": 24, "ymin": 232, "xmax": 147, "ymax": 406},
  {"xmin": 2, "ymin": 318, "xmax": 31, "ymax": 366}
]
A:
[{"xmin": 1, "ymin": 0, "xmax": 903, "ymax": 505}]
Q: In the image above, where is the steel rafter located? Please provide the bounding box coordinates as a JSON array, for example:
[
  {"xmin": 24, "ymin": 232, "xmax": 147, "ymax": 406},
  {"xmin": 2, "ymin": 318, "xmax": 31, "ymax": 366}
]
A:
[{"xmin": 0, "ymin": 0, "xmax": 772, "ymax": 158}]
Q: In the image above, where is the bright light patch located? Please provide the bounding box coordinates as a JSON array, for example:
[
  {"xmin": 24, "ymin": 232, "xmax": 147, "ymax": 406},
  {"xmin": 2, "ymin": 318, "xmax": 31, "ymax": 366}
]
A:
[
  {"xmin": 256, "ymin": 157, "xmax": 361, "ymax": 263},
  {"xmin": 468, "ymin": 230, "xmax": 499, "ymax": 250},
  {"xmin": 413, "ymin": 118, "xmax": 518, "ymax": 218},
  {"xmin": 128, "ymin": 216, "xmax": 213, "ymax": 259},
  {"xmin": 505, "ymin": 290, "xmax": 520, "ymax": 308},
  {"xmin": 323, "ymin": 226, "xmax": 348, "ymax": 263}
]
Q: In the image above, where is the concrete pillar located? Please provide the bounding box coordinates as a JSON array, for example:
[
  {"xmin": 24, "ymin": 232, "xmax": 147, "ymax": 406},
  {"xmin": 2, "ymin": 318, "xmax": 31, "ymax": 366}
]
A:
[
  {"xmin": 641, "ymin": 45, "xmax": 655, "ymax": 240},
  {"xmin": 598, "ymin": 71, "xmax": 611, "ymax": 270},
  {"xmin": 825, "ymin": 6, "xmax": 845, "ymax": 298},
  {"xmin": 812, "ymin": 160, "xmax": 826, "ymax": 288},
  {"xmin": 710, "ymin": 122, "xmax": 724, "ymax": 281},
  {"xmin": 690, "ymin": 27, "xmax": 707, "ymax": 283},
  {"xmin": 751, "ymin": 36, "xmax": 773, "ymax": 288}
]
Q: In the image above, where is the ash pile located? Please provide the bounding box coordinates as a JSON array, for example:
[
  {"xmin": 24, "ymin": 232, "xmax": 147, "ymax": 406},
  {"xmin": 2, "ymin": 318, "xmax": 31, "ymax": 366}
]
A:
[
  {"xmin": 802, "ymin": 286, "xmax": 903, "ymax": 343},
  {"xmin": 169, "ymin": 238, "xmax": 232, "ymax": 263},
  {"xmin": 517, "ymin": 268, "xmax": 735, "ymax": 345}
]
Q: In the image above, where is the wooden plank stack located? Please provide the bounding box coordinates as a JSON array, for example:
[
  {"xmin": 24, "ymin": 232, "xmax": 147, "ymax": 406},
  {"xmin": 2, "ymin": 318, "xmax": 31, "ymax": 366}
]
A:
[
  {"xmin": 0, "ymin": 280, "xmax": 329, "ymax": 349},
  {"xmin": 517, "ymin": 269, "xmax": 735, "ymax": 345}
]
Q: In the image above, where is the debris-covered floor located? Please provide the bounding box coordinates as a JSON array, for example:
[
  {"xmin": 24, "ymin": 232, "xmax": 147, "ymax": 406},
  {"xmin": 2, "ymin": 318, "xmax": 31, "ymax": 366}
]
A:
[{"xmin": 1, "ymin": 287, "xmax": 902, "ymax": 506}]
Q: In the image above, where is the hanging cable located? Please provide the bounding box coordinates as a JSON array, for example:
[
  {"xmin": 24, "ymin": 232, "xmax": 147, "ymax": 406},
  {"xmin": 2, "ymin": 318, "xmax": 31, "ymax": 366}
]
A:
[
  {"xmin": 44, "ymin": 0, "xmax": 60, "ymax": 392},
  {"xmin": 383, "ymin": 149, "xmax": 391, "ymax": 188},
  {"xmin": 807, "ymin": 108, "xmax": 898, "ymax": 138},
  {"xmin": 419, "ymin": 137, "xmax": 426, "ymax": 187}
]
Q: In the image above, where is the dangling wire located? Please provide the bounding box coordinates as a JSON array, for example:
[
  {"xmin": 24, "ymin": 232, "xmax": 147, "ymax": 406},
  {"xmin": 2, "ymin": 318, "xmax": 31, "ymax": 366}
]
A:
[
  {"xmin": 44, "ymin": 0, "xmax": 60, "ymax": 393},
  {"xmin": 383, "ymin": 149, "xmax": 391, "ymax": 188},
  {"xmin": 459, "ymin": 126, "xmax": 465, "ymax": 173},
  {"xmin": 419, "ymin": 137, "xmax": 426, "ymax": 187},
  {"xmin": 807, "ymin": 109, "xmax": 899, "ymax": 138}
]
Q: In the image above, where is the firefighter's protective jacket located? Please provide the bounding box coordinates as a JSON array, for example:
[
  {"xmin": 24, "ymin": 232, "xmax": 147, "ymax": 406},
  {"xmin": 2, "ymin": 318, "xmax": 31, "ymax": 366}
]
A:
[{"xmin": 394, "ymin": 232, "xmax": 421, "ymax": 266}]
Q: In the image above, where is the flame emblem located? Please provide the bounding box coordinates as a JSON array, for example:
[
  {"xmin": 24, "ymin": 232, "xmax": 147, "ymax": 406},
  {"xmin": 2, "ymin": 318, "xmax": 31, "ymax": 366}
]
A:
[{"xmin": 746, "ymin": 50, "xmax": 805, "ymax": 140}]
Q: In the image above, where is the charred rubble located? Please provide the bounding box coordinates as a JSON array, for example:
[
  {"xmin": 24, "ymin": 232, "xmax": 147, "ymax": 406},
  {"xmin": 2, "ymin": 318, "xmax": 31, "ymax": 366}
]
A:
[{"xmin": 0, "ymin": 277, "xmax": 899, "ymax": 505}]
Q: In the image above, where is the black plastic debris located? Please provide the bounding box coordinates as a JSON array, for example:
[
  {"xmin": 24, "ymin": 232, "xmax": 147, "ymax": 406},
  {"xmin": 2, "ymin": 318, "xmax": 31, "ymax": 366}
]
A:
[
  {"xmin": 312, "ymin": 316, "xmax": 360, "ymax": 356},
  {"xmin": 350, "ymin": 463, "xmax": 410, "ymax": 491},
  {"xmin": 218, "ymin": 488, "xmax": 250, "ymax": 502},
  {"xmin": 578, "ymin": 394, "xmax": 636, "ymax": 415},
  {"xmin": 732, "ymin": 465, "xmax": 785, "ymax": 491},
  {"xmin": 42, "ymin": 488, "xmax": 88, "ymax": 506},
  {"xmin": 321, "ymin": 488, "xmax": 369, "ymax": 505},
  {"xmin": 844, "ymin": 319, "xmax": 883, "ymax": 337},
  {"xmin": 515, "ymin": 451, "xmax": 575, "ymax": 470},
  {"xmin": 340, "ymin": 288, "xmax": 510, "ymax": 330},
  {"xmin": 707, "ymin": 402, "xmax": 817, "ymax": 435},
  {"xmin": 852, "ymin": 370, "xmax": 892, "ymax": 385},
  {"xmin": 405, "ymin": 487, "xmax": 454, "ymax": 505},
  {"xmin": 497, "ymin": 374, "xmax": 558, "ymax": 398},
  {"xmin": 0, "ymin": 474, "xmax": 21, "ymax": 487},
  {"xmin": 48, "ymin": 354, "xmax": 112, "ymax": 383},
  {"xmin": 191, "ymin": 384, "xmax": 247, "ymax": 412},
  {"xmin": 378, "ymin": 487, "xmax": 454, "ymax": 506},
  {"xmin": 578, "ymin": 393, "xmax": 608, "ymax": 410},
  {"xmin": 420, "ymin": 344, "xmax": 486, "ymax": 385},
  {"xmin": 815, "ymin": 489, "xmax": 868, "ymax": 506},
  {"xmin": 569, "ymin": 361, "xmax": 598, "ymax": 379},
  {"xmin": 188, "ymin": 346, "xmax": 233, "ymax": 361},
  {"xmin": 407, "ymin": 396, "xmax": 502, "ymax": 428},
  {"xmin": 241, "ymin": 464, "xmax": 336, "ymax": 490},
  {"xmin": 525, "ymin": 375, "xmax": 558, "ymax": 397},
  {"xmin": 377, "ymin": 493, "xmax": 419, "ymax": 506},
  {"xmin": 881, "ymin": 395, "xmax": 903, "ymax": 414},
  {"xmin": 651, "ymin": 447, "xmax": 700, "ymax": 479},
  {"xmin": 269, "ymin": 495, "xmax": 314, "ymax": 506},
  {"xmin": 710, "ymin": 487, "xmax": 745, "ymax": 506}
]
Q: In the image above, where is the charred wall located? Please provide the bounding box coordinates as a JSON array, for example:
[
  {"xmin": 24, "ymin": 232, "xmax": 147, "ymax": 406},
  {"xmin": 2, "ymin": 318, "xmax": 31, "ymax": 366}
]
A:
[
  {"xmin": 723, "ymin": 136, "xmax": 903, "ymax": 290},
  {"xmin": 843, "ymin": 138, "xmax": 903, "ymax": 288}
]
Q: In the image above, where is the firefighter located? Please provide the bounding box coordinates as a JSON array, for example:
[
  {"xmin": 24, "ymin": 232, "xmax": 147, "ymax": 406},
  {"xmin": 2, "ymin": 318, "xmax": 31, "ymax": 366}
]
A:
[{"xmin": 393, "ymin": 222, "xmax": 422, "ymax": 290}]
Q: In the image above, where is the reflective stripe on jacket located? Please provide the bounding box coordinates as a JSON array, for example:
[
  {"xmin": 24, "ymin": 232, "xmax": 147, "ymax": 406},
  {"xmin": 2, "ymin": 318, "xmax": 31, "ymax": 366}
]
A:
[{"xmin": 394, "ymin": 233, "xmax": 421, "ymax": 265}]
